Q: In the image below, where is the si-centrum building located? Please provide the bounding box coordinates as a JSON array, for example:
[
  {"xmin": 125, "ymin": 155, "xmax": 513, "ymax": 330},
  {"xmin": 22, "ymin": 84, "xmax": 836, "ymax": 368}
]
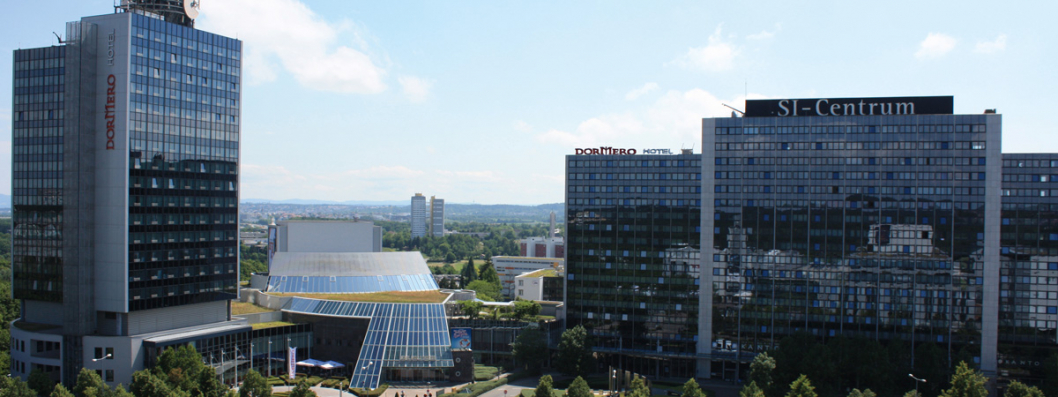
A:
[{"xmin": 566, "ymin": 95, "xmax": 1058, "ymax": 386}]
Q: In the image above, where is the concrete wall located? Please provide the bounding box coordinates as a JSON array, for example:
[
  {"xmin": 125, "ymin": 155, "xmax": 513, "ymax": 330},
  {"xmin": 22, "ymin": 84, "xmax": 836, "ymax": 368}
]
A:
[
  {"xmin": 235, "ymin": 311, "xmax": 283, "ymax": 324},
  {"xmin": 241, "ymin": 288, "xmax": 292, "ymax": 311},
  {"xmin": 276, "ymin": 221, "xmax": 381, "ymax": 253},
  {"xmin": 127, "ymin": 301, "xmax": 227, "ymax": 335}
]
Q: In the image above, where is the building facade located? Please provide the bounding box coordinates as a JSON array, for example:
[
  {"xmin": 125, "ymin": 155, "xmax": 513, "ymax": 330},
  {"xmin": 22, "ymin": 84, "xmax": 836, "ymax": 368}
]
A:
[
  {"xmin": 11, "ymin": 3, "xmax": 246, "ymax": 386},
  {"xmin": 492, "ymin": 256, "xmax": 565, "ymax": 298},
  {"xmin": 264, "ymin": 220, "xmax": 382, "ymax": 270},
  {"xmin": 430, "ymin": 196, "xmax": 445, "ymax": 237},
  {"xmin": 519, "ymin": 236, "xmax": 565, "ymax": 258},
  {"xmin": 564, "ymin": 152, "xmax": 703, "ymax": 380},
  {"xmin": 564, "ymin": 97, "xmax": 1058, "ymax": 385},
  {"xmin": 411, "ymin": 193, "xmax": 427, "ymax": 239}
]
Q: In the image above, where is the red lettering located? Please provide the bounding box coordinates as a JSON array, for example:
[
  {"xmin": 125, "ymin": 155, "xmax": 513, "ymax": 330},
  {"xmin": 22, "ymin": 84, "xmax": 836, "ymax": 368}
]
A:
[
  {"xmin": 104, "ymin": 74, "xmax": 117, "ymax": 150},
  {"xmin": 575, "ymin": 149, "xmax": 584, "ymax": 155},
  {"xmin": 629, "ymin": 149, "xmax": 637, "ymax": 155}
]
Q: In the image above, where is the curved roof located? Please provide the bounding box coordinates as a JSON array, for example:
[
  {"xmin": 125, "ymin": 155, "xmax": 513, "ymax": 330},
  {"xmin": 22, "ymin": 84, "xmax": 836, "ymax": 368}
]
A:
[{"xmin": 269, "ymin": 252, "xmax": 430, "ymax": 277}]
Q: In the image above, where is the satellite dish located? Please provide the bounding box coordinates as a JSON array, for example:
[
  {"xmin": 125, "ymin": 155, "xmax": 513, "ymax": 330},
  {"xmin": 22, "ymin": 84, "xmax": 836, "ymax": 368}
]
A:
[{"xmin": 183, "ymin": 0, "xmax": 200, "ymax": 19}]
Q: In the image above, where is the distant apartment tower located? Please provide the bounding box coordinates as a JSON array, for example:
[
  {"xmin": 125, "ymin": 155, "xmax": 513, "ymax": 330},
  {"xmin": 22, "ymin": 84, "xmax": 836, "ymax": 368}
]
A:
[
  {"xmin": 10, "ymin": 2, "xmax": 243, "ymax": 386},
  {"xmin": 519, "ymin": 236, "xmax": 564, "ymax": 258},
  {"xmin": 430, "ymin": 196, "xmax": 445, "ymax": 237},
  {"xmin": 411, "ymin": 193, "xmax": 427, "ymax": 238}
]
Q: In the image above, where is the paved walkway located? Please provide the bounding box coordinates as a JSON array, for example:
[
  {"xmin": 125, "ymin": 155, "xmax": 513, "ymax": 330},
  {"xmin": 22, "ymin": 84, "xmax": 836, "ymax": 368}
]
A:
[{"xmin": 270, "ymin": 384, "xmax": 357, "ymax": 396}]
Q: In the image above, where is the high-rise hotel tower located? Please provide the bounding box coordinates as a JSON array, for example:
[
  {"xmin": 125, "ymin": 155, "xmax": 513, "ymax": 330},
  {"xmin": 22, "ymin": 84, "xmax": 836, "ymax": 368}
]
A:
[{"xmin": 11, "ymin": 0, "xmax": 243, "ymax": 385}]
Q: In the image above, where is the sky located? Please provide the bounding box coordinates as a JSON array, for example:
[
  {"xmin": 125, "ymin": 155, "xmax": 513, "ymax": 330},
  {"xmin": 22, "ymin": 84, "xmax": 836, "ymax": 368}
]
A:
[{"xmin": 2, "ymin": 1, "xmax": 1056, "ymax": 205}]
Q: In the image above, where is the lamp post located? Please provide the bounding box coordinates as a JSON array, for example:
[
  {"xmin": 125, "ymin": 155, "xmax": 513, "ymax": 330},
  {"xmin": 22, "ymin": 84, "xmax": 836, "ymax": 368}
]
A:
[
  {"xmin": 221, "ymin": 350, "xmax": 226, "ymax": 386},
  {"xmin": 909, "ymin": 374, "xmax": 926, "ymax": 394},
  {"xmin": 91, "ymin": 353, "xmax": 113, "ymax": 362},
  {"xmin": 268, "ymin": 340, "xmax": 273, "ymax": 377}
]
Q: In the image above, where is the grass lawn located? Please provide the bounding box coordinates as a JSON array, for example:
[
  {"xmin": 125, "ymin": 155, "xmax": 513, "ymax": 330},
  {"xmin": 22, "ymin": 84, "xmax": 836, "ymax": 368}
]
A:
[
  {"xmin": 519, "ymin": 389, "xmax": 564, "ymax": 397},
  {"xmin": 474, "ymin": 365, "xmax": 499, "ymax": 381},
  {"xmin": 271, "ymin": 290, "xmax": 450, "ymax": 303},
  {"xmin": 428, "ymin": 259, "xmax": 468, "ymax": 273},
  {"xmin": 231, "ymin": 301, "xmax": 274, "ymax": 315},
  {"xmin": 252, "ymin": 321, "xmax": 295, "ymax": 330}
]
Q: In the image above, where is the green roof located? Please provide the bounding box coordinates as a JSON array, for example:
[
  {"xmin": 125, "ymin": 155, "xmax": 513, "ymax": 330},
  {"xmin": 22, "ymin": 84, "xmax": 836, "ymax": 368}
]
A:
[{"xmin": 518, "ymin": 269, "xmax": 558, "ymax": 278}]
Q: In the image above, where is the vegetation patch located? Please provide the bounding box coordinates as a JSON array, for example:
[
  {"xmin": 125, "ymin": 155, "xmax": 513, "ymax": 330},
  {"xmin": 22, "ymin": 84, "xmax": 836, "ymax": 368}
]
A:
[
  {"xmin": 272, "ymin": 290, "xmax": 449, "ymax": 303},
  {"xmin": 232, "ymin": 300, "xmax": 274, "ymax": 315},
  {"xmin": 251, "ymin": 321, "xmax": 296, "ymax": 330}
]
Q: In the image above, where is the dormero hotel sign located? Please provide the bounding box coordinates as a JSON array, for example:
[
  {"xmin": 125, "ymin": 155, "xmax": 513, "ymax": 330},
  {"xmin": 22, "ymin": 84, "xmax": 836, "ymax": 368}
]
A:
[{"xmin": 745, "ymin": 96, "xmax": 953, "ymax": 118}]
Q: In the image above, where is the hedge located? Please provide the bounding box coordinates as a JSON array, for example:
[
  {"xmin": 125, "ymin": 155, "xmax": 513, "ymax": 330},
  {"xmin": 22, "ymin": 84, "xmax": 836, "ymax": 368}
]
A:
[
  {"xmin": 440, "ymin": 378, "xmax": 508, "ymax": 397},
  {"xmin": 350, "ymin": 383, "xmax": 390, "ymax": 397}
]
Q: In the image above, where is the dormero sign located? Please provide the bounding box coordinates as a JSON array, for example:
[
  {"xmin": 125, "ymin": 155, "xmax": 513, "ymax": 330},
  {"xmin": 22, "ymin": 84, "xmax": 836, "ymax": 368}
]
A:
[{"xmin": 744, "ymin": 96, "xmax": 953, "ymax": 118}]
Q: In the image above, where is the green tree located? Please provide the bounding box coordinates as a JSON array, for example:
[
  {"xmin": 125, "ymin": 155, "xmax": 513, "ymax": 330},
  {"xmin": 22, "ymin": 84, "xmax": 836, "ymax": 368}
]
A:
[
  {"xmin": 847, "ymin": 389, "xmax": 876, "ymax": 397},
  {"xmin": 939, "ymin": 362, "xmax": 987, "ymax": 397},
  {"xmin": 566, "ymin": 376, "xmax": 592, "ymax": 397},
  {"xmin": 512, "ymin": 328, "xmax": 549, "ymax": 375},
  {"xmin": 740, "ymin": 382, "xmax": 765, "ymax": 397},
  {"xmin": 289, "ymin": 381, "xmax": 318, "ymax": 397},
  {"xmin": 28, "ymin": 369, "xmax": 54, "ymax": 396},
  {"xmin": 628, "ymin": 377, "xmax": 650, "ymax": 397},
  {"xmin": 74, "ymin": 368, "xmax": 111, "ymax": 397},
  {"xmin": 111, "ymin": 385, "xmax": 137, "ymax": 397},
  {"xmin": 0, "ymin": 376, "xmax": 37, "ymax": 397},
  {"xmin": 750, "ymin": 352, "xmax": 776, "ymax": 388},
  {"xmin": 460, "ymin": 261, "xmax": 479, "ymax": 286},
  {"xmin": 50, "ymin": 383, "xmax": 76, "ymax": 397},
  {"xmin": 903, "ymin": 392, "xmax": 923, "ymax": 397},
  {"xmin": 239, "ymin": 369, "xmax": 272, "ymax": 397},
  {"xmin": 458, "ymin": 300, "xmax": 484, "ymax": 319},
  {"xmin": 514, "ymin": 300, "xmax": 542, "ymax": 320},
  {"xmin": 555, "ymin": 325, "xmax": 594, "ymax": 376},
  {"xmin": 445, "ymin": 252, "xmax": 457, "ymax": 263},
  {"xmin": 130, "ymin": 369, "xmax": 189, "ymax": 397},
  {"xmin": 195, "ymin": 365, "xmax": 231, "ymax": 397},
  {"xmin": 785, "ymin": 375, "xmax": 817, "ymax": 397},
  {"xmin": 681, "ymin": 378, "xmax": 706, "ymax": 397},
  {"xmin": 535, "ymin": 375, "xmax": 555, "ymax": 397},
  {"xmin": 479, "ymin": 259, "xmax": 500, "ymax": 285},
  {"xmin": 157, "ymin": 344, "xmax": 207, "ymax": 392},
  {"xmin": 1004, "ymin": 381, "xmax": 1044, "ymax": 397},
  {"xmin": 466, "ymin": 280, "xmax": 500, "ymax": 301}
]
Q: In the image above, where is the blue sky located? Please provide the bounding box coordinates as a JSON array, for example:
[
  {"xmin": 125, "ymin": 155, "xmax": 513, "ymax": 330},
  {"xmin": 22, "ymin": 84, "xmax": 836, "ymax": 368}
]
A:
[{"xmin": 2, "ymin": 1, "xmax": 1056, "ymax": 204}]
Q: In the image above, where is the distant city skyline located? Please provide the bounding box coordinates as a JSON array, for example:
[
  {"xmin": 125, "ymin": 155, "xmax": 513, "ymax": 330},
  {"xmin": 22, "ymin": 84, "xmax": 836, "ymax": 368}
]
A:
[{"xmin": 3, "ymin": 0, "xmax": 1057, "ymax": 204}]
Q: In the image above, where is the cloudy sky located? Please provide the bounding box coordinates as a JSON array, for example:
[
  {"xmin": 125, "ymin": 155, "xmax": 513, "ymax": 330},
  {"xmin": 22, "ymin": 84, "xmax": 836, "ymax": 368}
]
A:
[{"xmin": 2, "ymin": 1, "xmax": 1056, "ymax": 204}]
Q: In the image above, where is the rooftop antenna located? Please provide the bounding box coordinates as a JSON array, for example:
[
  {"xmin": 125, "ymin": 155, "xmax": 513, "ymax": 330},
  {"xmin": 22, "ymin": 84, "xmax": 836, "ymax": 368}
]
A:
[
  {"xmin": 722, "ymin": 103, "xmax": 745, "ymax": 116},
  {"xmin": 52, "ymin": 32, "xmax": 67, "ymax": 45}
]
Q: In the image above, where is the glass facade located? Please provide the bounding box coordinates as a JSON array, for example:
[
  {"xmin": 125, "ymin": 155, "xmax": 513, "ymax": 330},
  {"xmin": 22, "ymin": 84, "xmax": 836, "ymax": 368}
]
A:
[
  {"xmin": 125, "ymin": 13, "xmax": 241, "ymax": 310},
  {"xmin": 997, "ymin": 154, "xmax": 1058, "ymax": 382},
  {"xmin": 565, "ymin": 154, "xmax": 703, "ymax": 380},
  {"xmin": 706, "ymin": 114, "xmax": 999, "ymax": 379},
  {"xmin": 11, "ymin": 46, "xmax": 67, "ymax": 302}
]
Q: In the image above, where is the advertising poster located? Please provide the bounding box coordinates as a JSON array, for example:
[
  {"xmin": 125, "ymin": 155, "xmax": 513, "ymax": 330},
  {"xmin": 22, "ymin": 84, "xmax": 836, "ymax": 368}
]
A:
[
  {"xmin": 451, "ymin": 328, "xmax": 472, "ymax": 350},
  {"xmin": 288, "ymin": 347, "xmax": 296, "ymax": 379}
]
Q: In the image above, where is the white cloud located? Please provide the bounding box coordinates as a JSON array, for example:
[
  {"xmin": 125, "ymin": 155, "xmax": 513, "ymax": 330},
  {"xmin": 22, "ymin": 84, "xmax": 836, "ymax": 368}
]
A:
[
  {"xmin": 975, "ymin": 34, "xmax": 1007, "ymax": 54},
  {"xmin": 916, "ymin": 33, "xmax": 957, "ymax": 59},
  {"xmin": 513, "ymin": 120, "xmax": 534, "ymax": 133},
  {"xmin": 535, "ymin": 88, "xmax": 767, "ymax": 148},
  {"xmin": 398, "ymin": 76, "xmax": 433, "ymax": 103},
  {"xmin": 198, "ymin": 0, "xmax": 387, "ymax": 94},
  {"xmin": 625, "ymin": 83, "xmax": 659, "ymax": 101},
  {"xmin": 746, "ymin": 23, "xmax": 781, "ymax": 40},
  {"xmin": 671, "ymin": 25, "xmax": 737, "ymax": 72}
]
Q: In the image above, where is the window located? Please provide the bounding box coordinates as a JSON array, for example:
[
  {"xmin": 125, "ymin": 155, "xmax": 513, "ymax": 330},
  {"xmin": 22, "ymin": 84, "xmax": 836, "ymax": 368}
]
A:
[{"xmin": 106, "ymin": 370, "xmax": 114, "ymax": 382}]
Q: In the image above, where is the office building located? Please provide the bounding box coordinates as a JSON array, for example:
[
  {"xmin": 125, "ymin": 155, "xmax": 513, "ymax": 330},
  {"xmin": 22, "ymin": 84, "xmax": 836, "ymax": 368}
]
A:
[
  {"xmin": 411, "ymin": 193, "xmax": 427, "ymax": 239},
  {"xmin": 10, "ymin": 1, "xmax": 247, "ymax": 386},
  {"xmin": 492, "ymin": 256, "xmax": 565, "ymax": 298},
  {"xmin": 514, "ymin": 268, "xmax": 564, "ymax": 302},
  {"xmin": 565, "ymin": 96, "xmax": 1058, "ymax": 385},
  {"xmin": 430, "ymin": 196, "xmax": 445, "ymax": 237},
  {"xmin": 519, "ymin": 236, "xmax": 565, "ymax": 258}
]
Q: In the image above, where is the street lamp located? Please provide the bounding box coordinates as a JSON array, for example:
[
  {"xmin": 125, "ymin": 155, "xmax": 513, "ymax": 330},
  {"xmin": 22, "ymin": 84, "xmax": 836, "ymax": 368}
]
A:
[
  {"xmin": 909, "ymin": 374, "xmax": 926, "ymax": 394},
  {"xmin": 91, "ymin": 353, "xmax": 113, "ymax": 362},
  {"xmin": 268, "ymin": 340, "xmax": 273, "ymax": 377}
]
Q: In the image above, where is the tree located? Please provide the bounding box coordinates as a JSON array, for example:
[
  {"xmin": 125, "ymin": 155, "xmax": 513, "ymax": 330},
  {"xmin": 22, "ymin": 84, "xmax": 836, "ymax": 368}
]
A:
[
  {"xmin": 1004, "ymin": 381, "xmax": 1043, "ymax": 397},
  {"xmin": 239, "ymin": 369, "xmax": 272, "ymax": 397},
  {"xmin": 903, "ymin": 392, "xmax": 923, "ymax": 397},
  {"xmin": 445, "ymin": 252, "xmax": 457, "ymax": 263},
  {"xmin": 740, "ymin": 382, "xmax": 765, "ymax": 397},
  {"xmin": 682, "ymin": 378, "xmax": 706, "ymax": 397},
  {"xmin": 566, "ymin": 376, "xmax": 592, "ymax": 397},
  {"xmin": 628, "ymin": 377, "xmax": 650, "ymax": 397},
  {"xmin": 512, "ymin": 328, "xmax": 549, "ymax": 375},
  {"xmin": 479, "ymin": 259, "xmax": 500, "ymax": 285},
  {"xmin": 28, "ymin": 369, "xmax": 54, "ymax": 396},
  {"xmin": 460, "ymin": 256, "xmax": 479, "ymax": 285},
  {"xmin": 158, "ymin": 344, "xmax": 207, "ymax": 392},
  {"xmin": 111, "ymin": 385, "xmax": 137, "ymax": 397},
  {"xmin": 847, "ymin": 389, "xmax": 876, "ymax": 397},
  {"xmin": 750, "ymin": 352, "xmax": 776, "ymax": 388},
  {"xmin": 74, "ymin": 368, "xmax": 111, "ymax": 397},
  {"xmin": 195, "ymin": 364, "xmax": 231, "ymax": 397},
  {"xmin": 536, "ymin": 375, "xmax": 555, "ymax": 397},
  {"xmin": 939, "ymin": 362, "xmax": 987, "ymax": 397},
  {"xmin": 458, "ymin": 300, "xmax": 484, "ymax": 319},
  {"xmin": 130, "ymin": 369, "xmax": 189, "ymax": 397},
  {"xmin": 785, "ymin": 375, "xmax": 817, "ymax": 397},
  {"xmin": 50, "ymin": 384, "xmax": 76, "ymax": 397},
  {"xmin": 0, "ymin": 375, "xmax": 37, "ymax": 397},
  {"xmin": 289, "ymin": 381, "xmax": 318, "ymax": 397},
  {"xmin": 514, "ymin": 300, "xmax": 542, "ymax": 320},
  {"xmin": 556, "ymin": 325, "xmax": 594, "ymax": 376},
  {"xmin": 466, "ymin": 280, "xmax": 500, "ymax": 301}
]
